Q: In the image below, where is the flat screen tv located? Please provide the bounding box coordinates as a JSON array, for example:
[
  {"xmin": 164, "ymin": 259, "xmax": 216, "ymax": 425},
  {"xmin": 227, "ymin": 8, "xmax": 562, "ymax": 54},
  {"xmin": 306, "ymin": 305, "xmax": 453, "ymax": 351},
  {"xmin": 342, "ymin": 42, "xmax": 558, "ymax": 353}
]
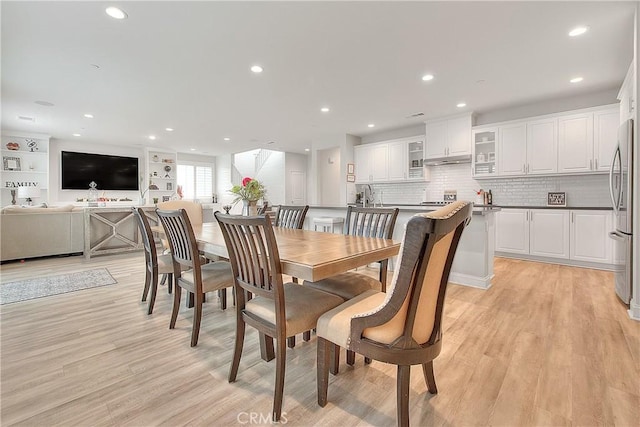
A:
[{"xmin": 61, "ymin": 151, "xmax": 139, "ymax": 191}]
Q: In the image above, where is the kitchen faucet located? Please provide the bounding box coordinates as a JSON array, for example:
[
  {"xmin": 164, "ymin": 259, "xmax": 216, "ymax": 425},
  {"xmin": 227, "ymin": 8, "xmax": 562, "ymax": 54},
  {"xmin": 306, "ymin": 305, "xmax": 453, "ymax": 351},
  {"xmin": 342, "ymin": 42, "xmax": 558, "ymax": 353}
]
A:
[{"xmin": 363, "ymin": 184, "xmax": 373, "ymax": 207}]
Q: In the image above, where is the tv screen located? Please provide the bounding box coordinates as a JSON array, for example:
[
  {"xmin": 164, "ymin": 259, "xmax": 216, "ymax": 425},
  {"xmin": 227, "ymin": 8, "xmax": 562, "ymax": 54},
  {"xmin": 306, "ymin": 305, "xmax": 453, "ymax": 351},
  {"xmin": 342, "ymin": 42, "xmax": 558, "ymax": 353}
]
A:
[{"xmin": 61, "ymin": 151, "xmax": 139, "ymax": 191}]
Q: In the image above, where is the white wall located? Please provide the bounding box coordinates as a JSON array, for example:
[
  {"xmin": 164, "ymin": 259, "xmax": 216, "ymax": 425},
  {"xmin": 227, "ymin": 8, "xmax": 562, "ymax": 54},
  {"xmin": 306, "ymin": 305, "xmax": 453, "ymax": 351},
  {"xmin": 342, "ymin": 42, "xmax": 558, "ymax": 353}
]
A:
[
  {"xmin": 50, "ymin": 138, "xmax": 144, "ymax": 203},
  {"xmin": 256, "ymin": 151, "xmax": 285, "ymax": 205},
  {"xmin": 317, "ymin": 147, "xmax": 341, "ymax": 205}
]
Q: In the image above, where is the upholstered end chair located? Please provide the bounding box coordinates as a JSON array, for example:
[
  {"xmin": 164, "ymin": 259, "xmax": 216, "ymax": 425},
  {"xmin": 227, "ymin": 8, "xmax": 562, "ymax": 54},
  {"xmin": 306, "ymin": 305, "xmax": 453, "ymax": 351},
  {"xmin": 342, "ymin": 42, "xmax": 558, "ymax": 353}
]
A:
[{"xmin": 315, "ymin": 201, "xmax": 473, "ymax": 427}]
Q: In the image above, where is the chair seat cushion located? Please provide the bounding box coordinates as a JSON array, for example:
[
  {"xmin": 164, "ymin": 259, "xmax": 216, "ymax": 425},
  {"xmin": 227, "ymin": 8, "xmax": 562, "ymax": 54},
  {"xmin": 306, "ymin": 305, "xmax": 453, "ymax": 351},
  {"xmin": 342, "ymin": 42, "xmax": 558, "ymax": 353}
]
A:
[
  {"xmin": 303, "ymin": 272, "xmax": 381, "ymax": 300},
  {"xmin": 316, "ymin": 289, "xmax": 386, "ymax": 348},
  {"xmin": 245, "ymin": 283, "xmax": 343, "ymax": 336},
  {"xmin": 180, "ymin": 261, "xmax": 233, "ymax": 293}
]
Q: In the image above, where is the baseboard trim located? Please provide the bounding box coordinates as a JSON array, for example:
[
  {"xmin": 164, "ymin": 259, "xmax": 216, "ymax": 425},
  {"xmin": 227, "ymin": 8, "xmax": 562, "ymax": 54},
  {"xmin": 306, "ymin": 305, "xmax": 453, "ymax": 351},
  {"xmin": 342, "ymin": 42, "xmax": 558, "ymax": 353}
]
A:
[
  {"xmin": 495, "ymin": 253, "xmax": 614, "ymax": 271},
  {"xmin": 448, "ymin": 272, "xmax": 493, "ymax": 290}
]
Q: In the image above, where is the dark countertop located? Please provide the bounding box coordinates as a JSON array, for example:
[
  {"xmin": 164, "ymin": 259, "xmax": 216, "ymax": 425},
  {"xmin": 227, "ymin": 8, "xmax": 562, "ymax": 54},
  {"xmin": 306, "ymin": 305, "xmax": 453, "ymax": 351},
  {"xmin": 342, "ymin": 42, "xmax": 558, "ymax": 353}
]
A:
[
  {"xmin": 475, "ymin": 204, "xmax": 612, "ymax": 210},
  {"xmin": 310, "ymin": 204, "xmax": 500, "ymax": 215}
]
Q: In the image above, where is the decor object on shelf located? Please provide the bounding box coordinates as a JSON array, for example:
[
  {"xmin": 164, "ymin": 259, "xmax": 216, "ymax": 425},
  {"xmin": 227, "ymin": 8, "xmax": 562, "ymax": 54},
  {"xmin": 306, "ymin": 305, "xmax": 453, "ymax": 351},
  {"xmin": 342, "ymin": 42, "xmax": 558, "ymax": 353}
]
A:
[
  {"xmin": 176, "ymin": 185, "xmax": 183, "ymax": 199},
  {"xmin": 149, "ymin": 183, "xmax": 159, "ymax": 190},
  {"xmin": 5, "ymin": 142, "xmax": 19, "ymax": 151},
  {"xmin": 153, "ymin": 197, "xmax": 159, "ymax": 205},
  {"xmin": 25, "ymin": 139, "xmax": 38, "ymax": 152},
  {"xmin": 547, "ymin": 192, "xmax": 566, "ymax": 207},
  {"xmin": 3, "ymin": 156, "xmax": 21, "ymax": 171},
  {"xmin": 17, "ymin": 185, "xmax": 40, "ymax": 205},
  {"xmin": 152, "ymin": 154, "xmax": 159, "ymax": 162},
  {"xmin": 162, "ymin": 195, "xmax": 171, "ymax": 202},
  {"xmin": 87, "ymin": 181, "xmax": 99, "ymax": 207},
  {"xmin": 163, "ymin": 165, "xmax": 172, "ymax": 178},
  {"xmin": 166, "ymin": 182, "xmax": 172, "ymax": 191}
]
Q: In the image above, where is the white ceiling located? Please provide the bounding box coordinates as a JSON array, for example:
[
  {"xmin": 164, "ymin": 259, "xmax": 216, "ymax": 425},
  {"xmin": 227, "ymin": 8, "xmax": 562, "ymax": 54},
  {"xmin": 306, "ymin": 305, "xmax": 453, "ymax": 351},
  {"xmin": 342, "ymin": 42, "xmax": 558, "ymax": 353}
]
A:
[{"xmin": 1, "ymin": 1, "xmax": 635, "ymax": 156}]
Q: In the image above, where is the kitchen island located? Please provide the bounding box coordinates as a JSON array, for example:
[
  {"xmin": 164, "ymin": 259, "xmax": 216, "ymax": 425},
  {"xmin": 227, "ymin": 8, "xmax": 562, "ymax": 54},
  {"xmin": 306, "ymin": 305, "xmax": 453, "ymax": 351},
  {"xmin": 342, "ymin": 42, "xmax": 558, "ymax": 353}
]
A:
[{"xmin": 304, "ymin": 204, "xmax": 498, "ymax": 289}]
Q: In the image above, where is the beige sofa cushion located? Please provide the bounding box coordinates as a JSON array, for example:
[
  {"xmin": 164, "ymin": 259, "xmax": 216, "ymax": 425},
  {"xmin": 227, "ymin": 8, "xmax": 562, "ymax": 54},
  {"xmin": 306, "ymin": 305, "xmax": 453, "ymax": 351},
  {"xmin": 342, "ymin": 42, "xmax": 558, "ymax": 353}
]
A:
[{"xmin": 2, "ymin": 204, "xmax": 76, "ymax": 214}]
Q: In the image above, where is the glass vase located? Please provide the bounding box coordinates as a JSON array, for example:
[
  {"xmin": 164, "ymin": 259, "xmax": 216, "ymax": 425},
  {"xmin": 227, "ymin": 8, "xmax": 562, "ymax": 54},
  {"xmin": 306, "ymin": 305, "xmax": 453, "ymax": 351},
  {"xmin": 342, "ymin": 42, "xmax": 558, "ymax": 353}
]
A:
[{"xmin": 242, "ymin": 200, "xmax": 258, "ymax": 216}]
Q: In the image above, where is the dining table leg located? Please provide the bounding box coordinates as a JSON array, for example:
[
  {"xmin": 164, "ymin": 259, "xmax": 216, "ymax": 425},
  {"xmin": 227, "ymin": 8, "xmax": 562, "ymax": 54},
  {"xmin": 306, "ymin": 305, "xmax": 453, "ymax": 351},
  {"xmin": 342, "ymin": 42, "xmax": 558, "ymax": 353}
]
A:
[{"xmin": 259, "ymin": 333, "xmax": 275, "ymax": 361}]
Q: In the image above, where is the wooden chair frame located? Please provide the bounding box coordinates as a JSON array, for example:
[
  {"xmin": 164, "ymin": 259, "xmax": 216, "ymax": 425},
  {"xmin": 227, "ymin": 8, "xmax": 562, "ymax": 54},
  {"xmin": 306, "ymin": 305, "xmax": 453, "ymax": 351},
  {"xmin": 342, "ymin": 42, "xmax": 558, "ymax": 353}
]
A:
[
  {"xmin": 274, "ymin": 205, "xmax": 309, "ymax": 230},
  {"xmin": 132, "ymin": 207, "xmax": 171, "ymax": 314},
  {"xmin": 317, "ymin": 201, "xmax": 473, "ymax": 427}
]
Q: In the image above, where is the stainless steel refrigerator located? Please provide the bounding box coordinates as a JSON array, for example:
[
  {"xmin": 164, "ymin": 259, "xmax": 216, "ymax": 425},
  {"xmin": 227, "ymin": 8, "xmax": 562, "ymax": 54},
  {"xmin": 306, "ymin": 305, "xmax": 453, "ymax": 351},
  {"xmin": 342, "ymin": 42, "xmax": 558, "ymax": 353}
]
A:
[{"xmin": 609, "ymin": 118, "xmax": 633, "ymax": 304}]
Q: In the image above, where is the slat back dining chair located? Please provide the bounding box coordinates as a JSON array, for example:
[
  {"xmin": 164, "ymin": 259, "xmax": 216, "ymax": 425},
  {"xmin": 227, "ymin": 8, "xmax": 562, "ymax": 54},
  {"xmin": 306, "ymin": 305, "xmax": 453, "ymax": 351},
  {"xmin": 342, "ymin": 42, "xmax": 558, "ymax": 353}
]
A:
[
  {"xmin": 274, "ymin": 205, "xmax": 309, "ymax": 229},
  {"xmin": 156, "ymin": 208, "xmax": 234, "ymax": 347},
  {"xmin": 316, "ymin": 201, "xmax": 473, "ymax": 427},
  {"xmin": 214, "ymin": 212, "xmax": 343, "ymax": 422},
  {"xmin": 132, "ymin": 207, "xmax": 176, "ymax": 314}
]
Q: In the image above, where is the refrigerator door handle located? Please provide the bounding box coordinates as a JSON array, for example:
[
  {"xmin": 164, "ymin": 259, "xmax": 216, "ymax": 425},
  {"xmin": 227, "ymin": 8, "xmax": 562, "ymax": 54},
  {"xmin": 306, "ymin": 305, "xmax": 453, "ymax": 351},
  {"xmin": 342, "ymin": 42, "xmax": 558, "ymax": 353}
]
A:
[
  {"xmin": 608, "ymin": 230, "xmax": 627, "ymax": 241},
  {"xmin": 609, "ymin": 146, "xmax": 621, "ymax": 213}
]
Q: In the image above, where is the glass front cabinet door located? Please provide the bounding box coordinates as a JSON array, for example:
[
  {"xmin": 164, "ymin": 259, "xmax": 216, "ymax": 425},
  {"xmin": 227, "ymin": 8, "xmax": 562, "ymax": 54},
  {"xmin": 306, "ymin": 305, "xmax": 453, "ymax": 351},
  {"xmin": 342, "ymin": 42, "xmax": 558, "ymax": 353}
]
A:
[{"xmin": 472, "ymin": 128, "xmax": 497, "ymax": 177}]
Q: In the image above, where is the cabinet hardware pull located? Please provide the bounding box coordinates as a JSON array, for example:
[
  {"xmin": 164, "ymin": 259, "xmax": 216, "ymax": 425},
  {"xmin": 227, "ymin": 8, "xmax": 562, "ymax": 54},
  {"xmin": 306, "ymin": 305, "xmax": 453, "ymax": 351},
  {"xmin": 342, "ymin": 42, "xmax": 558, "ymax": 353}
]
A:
[
  {"xmin": 595, "ymin": 158, "xmax": 598, "ymax": 169},
  {"xmin": 523, "ymin": 164, "xmax": 526, "ymax": 173},
  {"xmin": 590, "ymin": 159, "xmax": 593, "ymax": 170}
]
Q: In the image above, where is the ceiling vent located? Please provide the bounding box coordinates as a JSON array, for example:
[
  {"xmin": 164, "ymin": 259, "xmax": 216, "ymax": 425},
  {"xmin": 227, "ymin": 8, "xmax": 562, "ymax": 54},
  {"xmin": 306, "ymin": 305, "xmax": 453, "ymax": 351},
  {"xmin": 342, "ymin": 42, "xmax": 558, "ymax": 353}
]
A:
[
  {"xmin": 17, "ymin": 115, "xmax": 35, "ymax": 122},
  {"xmin": 405, "ymin": 112, "xmax": 424, "ymax": 119}
]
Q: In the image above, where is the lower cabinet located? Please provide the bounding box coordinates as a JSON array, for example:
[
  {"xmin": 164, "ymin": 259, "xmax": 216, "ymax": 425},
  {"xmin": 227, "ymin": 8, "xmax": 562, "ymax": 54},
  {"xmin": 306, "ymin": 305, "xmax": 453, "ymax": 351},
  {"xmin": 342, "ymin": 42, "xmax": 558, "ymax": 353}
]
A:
[
  {"xmin": 570, "ymin": 210, "xmax": 612, "ymax": 263},
  {"xmin": 496, "ymin": 208, "xmax": 612, "ymax": 266}
]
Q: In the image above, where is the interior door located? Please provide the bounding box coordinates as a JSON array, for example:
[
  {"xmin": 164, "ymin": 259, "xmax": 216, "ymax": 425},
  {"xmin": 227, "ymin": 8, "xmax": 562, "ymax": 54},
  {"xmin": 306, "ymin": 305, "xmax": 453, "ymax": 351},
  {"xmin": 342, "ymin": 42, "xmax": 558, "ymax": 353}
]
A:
[{"xmin": 289, "ymin": 170, "xmax": 306, "ymax": 205}]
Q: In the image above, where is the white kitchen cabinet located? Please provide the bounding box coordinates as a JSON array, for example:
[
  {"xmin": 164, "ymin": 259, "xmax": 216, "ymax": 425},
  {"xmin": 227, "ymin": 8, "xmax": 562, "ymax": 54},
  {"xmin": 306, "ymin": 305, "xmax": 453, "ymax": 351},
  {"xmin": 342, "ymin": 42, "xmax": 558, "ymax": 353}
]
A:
[
  {"xmin": 498, "ymin": 122, "xmax": 527, "ymax": 176},
  {"xmin": 496, "ymin": 208, "xmax": 612, "ymax": 267},
  {"xmin": 472, "ymin": 128, "xmax": 497, "ymax": 176},
  {"xmin": 570, "ymin": 210, "xmax": 612, "ymax": 263},
  {"xmin": 558, "ymin": 113, "xmax": 593, "ymax": 174},
  {"xmin": 594, "ymin": 108, "xmax": 620, "ymax": 172},
  {"xmin": 354, "ymin": 137, "xmax": 428, "ymax": 183},
  {"xmin": 495, "ymin": 209, "xmax": 529, "ymax": 254},
  {"xmin": 387, "ymin": 140, "xmax": 407, "ymax": 181},
  {"xmin": 618, "ymin": 61, "xmax": 635, "ymax": 123},
  {"xmin": 526, "ymin": 118, "xmax": 558, "ymax": 174},
  {"xmin": 424, "ymin": 114, "xmax": 472, "ymax": 160},
  {"xmin": 354, "ymin": 144, "xmax": 387, "ymax": 183},
  {"xmin": 558, "ymin": 109, "xmax": 618, "ymax": 174},
  {"xmin": 529, "ymin": 209, "xmax": 570, "ymax": 259}
]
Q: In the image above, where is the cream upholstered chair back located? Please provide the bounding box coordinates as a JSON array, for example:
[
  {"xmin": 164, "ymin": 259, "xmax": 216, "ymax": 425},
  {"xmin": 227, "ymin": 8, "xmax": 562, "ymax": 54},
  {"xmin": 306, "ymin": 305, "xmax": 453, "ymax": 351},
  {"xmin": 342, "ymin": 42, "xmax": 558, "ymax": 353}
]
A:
[
  {"xmin": 157, "ymin": 200, "xmax": 203, "ymax": 225},
  {"xmin": 350, "ymin": 201, "xmax": 472, "ymax": 352}
]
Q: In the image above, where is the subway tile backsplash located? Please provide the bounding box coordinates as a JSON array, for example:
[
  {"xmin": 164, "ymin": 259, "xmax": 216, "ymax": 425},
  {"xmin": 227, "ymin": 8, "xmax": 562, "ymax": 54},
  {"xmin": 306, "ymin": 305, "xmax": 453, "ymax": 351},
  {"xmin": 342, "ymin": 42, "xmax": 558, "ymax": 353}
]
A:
[{"xmin": 365, "ymin": 164, "xmax": 610, "ymax": 207}]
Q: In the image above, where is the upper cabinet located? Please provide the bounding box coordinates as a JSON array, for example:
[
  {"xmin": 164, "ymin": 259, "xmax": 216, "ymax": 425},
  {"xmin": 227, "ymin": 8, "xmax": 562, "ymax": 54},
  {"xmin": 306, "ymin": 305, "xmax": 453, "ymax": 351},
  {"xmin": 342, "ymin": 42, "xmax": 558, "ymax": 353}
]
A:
[
  {"xmin": 424, "ymin": 114, "xmax": 472, "ymax": 160},
  {"xmin": 472, "ymin": 128, "xmax": 496, "ymax": 176},
  {"xmin": 1, "ymin": 132, "xmax": 50, "ymax": 206},
  {"xmin": 354, "ymin": 136, "xmax": 428, "ymax": 183},
  {"xmin": 477, "ymin": 104, "xmax": 619, "ymax": 179}
]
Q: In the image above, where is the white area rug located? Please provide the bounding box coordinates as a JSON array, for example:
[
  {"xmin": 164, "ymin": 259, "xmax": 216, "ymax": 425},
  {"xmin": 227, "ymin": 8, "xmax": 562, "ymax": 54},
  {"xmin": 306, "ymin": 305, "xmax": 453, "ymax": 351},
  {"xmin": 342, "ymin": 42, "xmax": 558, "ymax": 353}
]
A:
[{"xmin": 1, "ymin": 268, "xmax": 117, "ymax": 304}]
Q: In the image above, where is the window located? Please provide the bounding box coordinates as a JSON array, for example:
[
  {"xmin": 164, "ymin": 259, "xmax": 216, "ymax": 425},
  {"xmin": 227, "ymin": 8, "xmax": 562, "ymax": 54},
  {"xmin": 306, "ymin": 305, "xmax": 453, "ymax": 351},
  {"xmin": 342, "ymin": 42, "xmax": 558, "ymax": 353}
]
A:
[{"xmin": 177, "ymin": 163, "xmax": 213, "ymax": 201}]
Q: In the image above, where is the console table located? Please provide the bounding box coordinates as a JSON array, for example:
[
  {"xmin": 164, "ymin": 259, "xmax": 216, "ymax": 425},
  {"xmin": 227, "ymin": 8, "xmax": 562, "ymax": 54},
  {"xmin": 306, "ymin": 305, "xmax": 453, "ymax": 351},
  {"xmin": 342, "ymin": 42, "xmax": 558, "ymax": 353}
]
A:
[{"xmin": 84, "ymin": 207, "xmax": 157, "ymax": 259}]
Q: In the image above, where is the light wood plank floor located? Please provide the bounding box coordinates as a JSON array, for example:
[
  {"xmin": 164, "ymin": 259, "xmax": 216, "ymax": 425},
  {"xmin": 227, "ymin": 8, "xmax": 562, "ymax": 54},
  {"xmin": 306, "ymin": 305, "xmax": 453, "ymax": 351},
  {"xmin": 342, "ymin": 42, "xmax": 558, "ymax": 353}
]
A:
[{"xmin": 1, "ymin": 254, "xmax": 639, "ymax": 426}]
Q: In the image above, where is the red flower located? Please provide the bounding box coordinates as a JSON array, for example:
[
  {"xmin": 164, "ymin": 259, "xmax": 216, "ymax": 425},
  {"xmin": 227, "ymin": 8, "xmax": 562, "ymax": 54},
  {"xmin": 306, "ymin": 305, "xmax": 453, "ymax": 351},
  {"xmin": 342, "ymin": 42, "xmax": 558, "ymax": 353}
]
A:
[{"xmin": 242, "ymin": 177, "xmax": 253, "ymax": 186}]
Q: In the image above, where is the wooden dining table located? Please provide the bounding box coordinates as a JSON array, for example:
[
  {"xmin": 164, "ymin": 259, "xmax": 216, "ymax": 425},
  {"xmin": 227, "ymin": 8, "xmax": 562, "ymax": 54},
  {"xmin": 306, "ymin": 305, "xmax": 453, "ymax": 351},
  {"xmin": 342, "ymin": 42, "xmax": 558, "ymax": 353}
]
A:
[{"xmin": 152, "ymin": 222, "xmax": 400, "ymax": 282}]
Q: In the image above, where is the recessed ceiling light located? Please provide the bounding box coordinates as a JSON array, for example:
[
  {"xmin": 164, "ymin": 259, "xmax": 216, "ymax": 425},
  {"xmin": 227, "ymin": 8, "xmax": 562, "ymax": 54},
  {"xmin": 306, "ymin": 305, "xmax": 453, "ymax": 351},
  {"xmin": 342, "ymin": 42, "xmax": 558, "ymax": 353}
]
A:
[
  {"xmin": 84, "ymin": 113, "xmax": 94, "ymax": 118},
  {"xmin": 422, "ymin": 74, "xmax": 434, "ymax": 81},
  {"xmin": 367, "ymin": 124, "xmax": 375, "ymax": 128},
  {"xmin": 570, "ymin": 77, "xmax": 584, "ymax": 83},
  {"xmin": 251, "ymin": 65, "xmax": 263, "ymax": 73},
  {"xmin": 105, "ymin": 7, "xmax": 127, "ymax": 20},
  {"xmin": 569, "ymin": 26, "xmax": 588, "ymax": 37},
  {"xmin": 190, "ymin": 148, "xmax": 196, "ymax": 151},
  {"xmin": 456, "ymin": 102, "xmax": 467, "ymax": 108},
  {"xmin": 305, "ymin": 148, "xmax": 310, "ymax": 152},
  {"xmin": 148, "ymin": 135, "xmax": 156, "ymax": 140},
  {"xmin": 165, "ymin": 127, "xmax": 174, "ymax": 132},
  {"xmin": 224, "ymin": 137, "xmax": 231, "ymax": 141},
  {"xmin": 320, "ymin": 107, "xmax": 330, "ymax": 113},
  {"xmin": 34, "ymin": 100, "xmax": 54, "ymax": 107},
  {"xmin": 72, "ymin": 133, "xmax": 81, "ymax": 137}
]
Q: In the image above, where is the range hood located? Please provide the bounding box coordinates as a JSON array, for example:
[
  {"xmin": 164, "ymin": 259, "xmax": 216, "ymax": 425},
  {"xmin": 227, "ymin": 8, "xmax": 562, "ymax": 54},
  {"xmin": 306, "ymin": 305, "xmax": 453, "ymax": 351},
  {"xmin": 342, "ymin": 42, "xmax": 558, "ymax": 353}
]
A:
[{"xmin": 423, "ymin": 154, "xmax": 472, "ymax": 166}]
